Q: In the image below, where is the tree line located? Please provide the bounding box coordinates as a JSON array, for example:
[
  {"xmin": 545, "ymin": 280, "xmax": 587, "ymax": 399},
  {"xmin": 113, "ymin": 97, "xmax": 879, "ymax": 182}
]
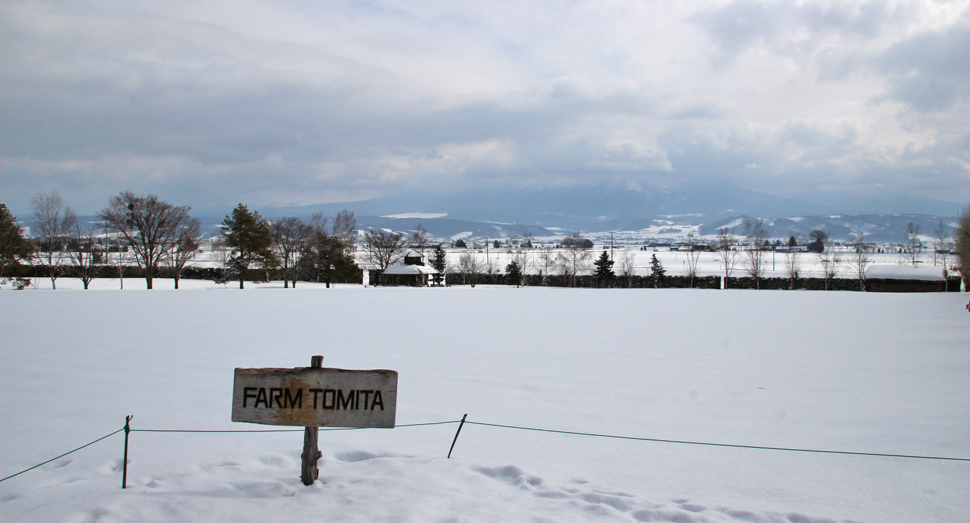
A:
[
  {"xmin": 0, "ymin": 191, "xmax": 361, "ymax": 290},
  {"xmin": 3, "ymin": 193, "xmax": 970, "ymax": 290},
  {"xmin": 707, "ymin": 217, "xmax": 966, "ymax": 291}
]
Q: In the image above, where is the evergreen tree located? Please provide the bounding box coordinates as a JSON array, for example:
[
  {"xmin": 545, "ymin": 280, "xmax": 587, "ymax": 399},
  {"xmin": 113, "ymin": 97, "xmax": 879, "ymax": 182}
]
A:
[
  {"xmin": 506, "ymin": 259, "xmax": 523, "ymax": 287},
  {"xmin": 956, "ymin": 205, "xmax": 970, "ymax": 285},
  {"xmin": 430, "ymin": 244, "xmax": 447, "ymax": 286},
  {"xmin": 1, "ymin": 203, "xmax": 36, "ymax": 289},
  {"xmin": 649, "ymin": 254, "xmax": 666, "ymax": 288},
  {"xmin": 297, "ymin": 231, "xmax": 360, "ymax": 287},
  {"xmin": 222, "ymin": 204, "xmax": 278, "ymax": 289},
  {"xmin": 807, "ymin": 229, "xmax": 828, "ymax": 253},
  {"xmin": 594, "ymin": 250, "xmax": 615, "ymax": 286}
]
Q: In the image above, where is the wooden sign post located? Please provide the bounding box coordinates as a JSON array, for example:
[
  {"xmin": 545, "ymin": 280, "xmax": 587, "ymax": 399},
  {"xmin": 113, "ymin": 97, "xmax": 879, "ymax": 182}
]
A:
[{"xmin": 231, "ymin": 355, "xmax": 398, "ymax": 485}]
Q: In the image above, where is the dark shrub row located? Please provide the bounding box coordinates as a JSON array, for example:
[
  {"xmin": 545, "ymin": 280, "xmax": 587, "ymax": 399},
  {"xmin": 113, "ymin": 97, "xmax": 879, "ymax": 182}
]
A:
[{"xmin": 442, "ymin": 273, "xmax": 964, "ymax": 291}]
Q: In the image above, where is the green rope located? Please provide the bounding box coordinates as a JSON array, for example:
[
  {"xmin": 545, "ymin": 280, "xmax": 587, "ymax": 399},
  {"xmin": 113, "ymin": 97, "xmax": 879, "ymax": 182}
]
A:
[
  {"xmin": 0, "ymin": 427, "xmax": 125, "ymax": 483},
  {"xmin": 8, "ymin": 417, "xmax": 961, "ymax": 486},
  {"xmin": 465, "ymin": 421, "xmax": 970, "ymax": 462},
  {"xmin": 132, "ymin": 429, "xmax": 304, "ymax": 433}
]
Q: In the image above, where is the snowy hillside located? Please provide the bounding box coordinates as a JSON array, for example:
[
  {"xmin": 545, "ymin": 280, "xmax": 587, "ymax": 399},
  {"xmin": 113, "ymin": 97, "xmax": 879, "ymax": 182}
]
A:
[{"xmin": 1, "ymin": 284, "xmax": 968, "ymax": 522}]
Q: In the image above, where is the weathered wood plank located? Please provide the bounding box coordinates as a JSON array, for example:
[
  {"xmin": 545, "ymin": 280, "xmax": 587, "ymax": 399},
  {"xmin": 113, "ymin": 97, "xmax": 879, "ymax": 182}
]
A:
[
  {"xmin": 301, "ymin": 355, "xmax": 324, "ymax": 486},
  {"xmin": 231, "ymin": 367, "xmax": 398, "ymax": 428}
]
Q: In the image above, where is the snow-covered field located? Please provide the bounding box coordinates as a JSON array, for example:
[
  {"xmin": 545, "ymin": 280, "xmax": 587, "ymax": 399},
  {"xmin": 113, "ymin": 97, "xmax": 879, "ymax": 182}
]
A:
[{"xmin": 2, "ymin": 283, "xmax": 968, "ymax": 522}]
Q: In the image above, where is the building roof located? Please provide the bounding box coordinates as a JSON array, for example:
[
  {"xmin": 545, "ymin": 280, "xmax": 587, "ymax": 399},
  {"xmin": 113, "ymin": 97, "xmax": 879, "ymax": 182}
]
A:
[
  {"xmin": 866, "ymin": 264, "xmax": 945, "ymax": 281},
  {"xmin": 383, "ymin": 262, "xmax": 439, "ymax": 275}
]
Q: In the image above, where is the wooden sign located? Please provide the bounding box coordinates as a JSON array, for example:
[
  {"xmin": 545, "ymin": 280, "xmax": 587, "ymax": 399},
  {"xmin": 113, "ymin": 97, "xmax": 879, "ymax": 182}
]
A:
[{"xmin": 232, "ymin": 366, "xmax": 398, "ymax": 428}]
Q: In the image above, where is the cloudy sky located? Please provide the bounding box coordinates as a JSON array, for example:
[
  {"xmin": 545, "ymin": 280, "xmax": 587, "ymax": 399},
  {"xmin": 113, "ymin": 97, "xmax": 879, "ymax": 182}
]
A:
[{"xmin": 2, "ymin": 0, "xmax": 968, "ymax": 214}]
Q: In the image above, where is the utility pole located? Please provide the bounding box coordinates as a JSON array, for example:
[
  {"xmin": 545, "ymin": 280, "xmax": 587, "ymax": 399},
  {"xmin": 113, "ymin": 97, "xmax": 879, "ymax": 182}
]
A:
[{"xmin": 610, "ymin": 231, "xmax": 614, "ymax": 262}]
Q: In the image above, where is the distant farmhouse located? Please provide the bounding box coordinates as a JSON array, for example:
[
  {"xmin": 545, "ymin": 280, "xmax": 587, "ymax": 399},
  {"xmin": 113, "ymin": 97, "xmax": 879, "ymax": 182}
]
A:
[{"xmin": 377, "ymin": 250, "xmax": 439, "ymax": 286}]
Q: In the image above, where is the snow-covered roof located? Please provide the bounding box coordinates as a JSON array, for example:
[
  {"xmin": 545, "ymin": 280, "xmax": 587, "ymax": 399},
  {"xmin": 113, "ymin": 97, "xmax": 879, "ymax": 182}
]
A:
[
  {"xmin": 383, "ymin": 262, "xmax": 439, "ymax": 275},
  {"xmin": 866, "ymin": 264, "xmax": 945, "ymax": 281}
]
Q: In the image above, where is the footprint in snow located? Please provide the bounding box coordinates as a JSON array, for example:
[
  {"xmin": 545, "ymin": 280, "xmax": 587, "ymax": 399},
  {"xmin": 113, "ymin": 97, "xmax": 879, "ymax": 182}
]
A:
[
  {"xmin": 631, "ymin": 507, "xmax": 701, "ymax": 522},
  {"xmin": 475, "ymin": 465, "xmax": 543, "ymax": 488},
  {"xmin": 98, "ymin": 459, "xmax": 123, "ymax": 474},
  {"xmin": 334, "ymin": 450, "xmax": 410, "ymax": 462},
  {"xmin": 84, "ymin": 507, "xmax": 110, "ymax": 522},
  {"xmin": 258, "ymin": 455, "xmax": 291, "ymax": 468},
  {"xmin": 43, "ymin": 458, "xmax": 72, "ymax": 470},
  {"xmin": 0, "ymin": 493, "xmax": 22, "ymax": 504},
  {"xmin": 579, "ymin": 492, "xmax": 632, "ymax": 512}
]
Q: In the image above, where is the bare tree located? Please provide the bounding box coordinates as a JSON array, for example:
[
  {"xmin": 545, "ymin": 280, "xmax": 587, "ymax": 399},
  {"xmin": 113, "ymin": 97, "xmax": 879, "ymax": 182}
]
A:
[
  {"xmin": 270, "ymin": 217, "xmax": 313, "ymax": 288},
  {"xmin": 64, "ymin": 217, "xmax": 102, "ymax": 290},
  {"xmin": 410, "ymin": 223, "xmax": 429, "ymax": 256},
  {"xmin": 849, "ymin": 232, "xmax": 874, "ymax": 291},
  {"xmin": 332, "ymin": 210, "xmax": 357, "ymax": 250},
  {"xmin": 933, "ymin": 218, "xmax": 951, "ymax": 276},
  {"xmin": 537, "ymin": 250, "xmax": 555, "ymax": 283},
  {"xmin": 167, "ymin": 217, "xmax": 202, "ymax": 289},
  {"xmin": 743, "ymin": 219, "xmax": 770, "ymax": 288},
  {"xmin": 363, "ymin": 229, "xmax": 406, "ymax": 275},
  {"xmin": 485, "ymin": 247, "xmax": 496, "ymax": 277},
  {"xmin": 31, "ymin": 190, "xmax": 76, "ymax": 289},
  {"xmin": 457, "ymin": 251, "xmax": 485, "ymax": 286},
  {"xmin": 556, "ymin": 238, "xmax": 592, "ymax": 287},
  {"xmin": 309, "ymin": 213, "xmax": 329, "ymax": 235},
  {"xmin": 683, "ymin": 233, "xmax": 702, "ymax": 288},
  {"xmin": 212, "ymin": 240, "xmax": 232, "ymax": 288},
  {"xmin": 715, "ymin": 227, "xmax": 739, "ymax": 287},
  {"xmin": 106, "ymin": 238, "xmax": 133, "ymax": 290},
  {"xmin": 99, "ymin": 192, "xmax": 193, "ymax": 290},
  {"xmin": 817, "ymin": 237, "xmax": 841, "ymax": 290},
  {"xmin": 904, "ymin": 222, "xmax": 922, "ymax": 267},
  {"xmin": 782, "ymin": 234, "xmax": 800, "ymax": 290},
  {"xmin": 619, "ymin": 249, "xmax": 636, "ymax": 287}
]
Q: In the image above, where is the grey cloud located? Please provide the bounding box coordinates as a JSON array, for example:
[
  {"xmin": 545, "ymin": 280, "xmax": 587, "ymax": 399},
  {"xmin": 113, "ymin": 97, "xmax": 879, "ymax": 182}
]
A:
[
  {"xmin": 666, "ymin": 103, "xmax": 727, "ymax": 120},
  {"xmin": 780, "ymin": 121, "xmax": 858, "ymax": 154},
  {"xmin": 1, "ymin": 0, "xmax": 967, "ymax": 215},
  {"xmin": 690, "ymin": 0, "xmax": 915, "ymax": 65},
  {"xmin": 657, "ymin": 111, "xmax": 958, "ymax": 183},
  {"xmin": 874, "ymin": 24, "xmax": 970, "ymax": 111}
]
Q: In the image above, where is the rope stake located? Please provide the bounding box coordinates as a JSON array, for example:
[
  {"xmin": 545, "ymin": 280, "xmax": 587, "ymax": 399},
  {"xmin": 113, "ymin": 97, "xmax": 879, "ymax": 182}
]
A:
[
  {"xmin": 447, "ymin": 414, "xmax": 467, "ymax": 459},
  {"xmin": 2, "ymin": 415, "xmax": 966, "ymax": 487},
  {"xmin": 0, "ymin": 427, "xmax": 125, "ymax": 483},
  {"xmin": 122, "ymin": 415, "xmax": 132, "ymax": 489}
]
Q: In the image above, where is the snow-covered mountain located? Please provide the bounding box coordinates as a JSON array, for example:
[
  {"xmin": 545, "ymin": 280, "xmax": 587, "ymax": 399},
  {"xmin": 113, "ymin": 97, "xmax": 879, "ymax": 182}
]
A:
[
  {"xmin": 47, "ymin": 182, "xmax": 957, "ymax": 242},
  {"xmin": 699, "ymin": 213, "xmax": 957, "ymax": 243},
  {"xmin": 264, "ymin": 180, "xmax": 835, "ymax": 231},
  {"xmin": 257, "ymin": 181, "xmax": 963, "ymax": 241}
]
